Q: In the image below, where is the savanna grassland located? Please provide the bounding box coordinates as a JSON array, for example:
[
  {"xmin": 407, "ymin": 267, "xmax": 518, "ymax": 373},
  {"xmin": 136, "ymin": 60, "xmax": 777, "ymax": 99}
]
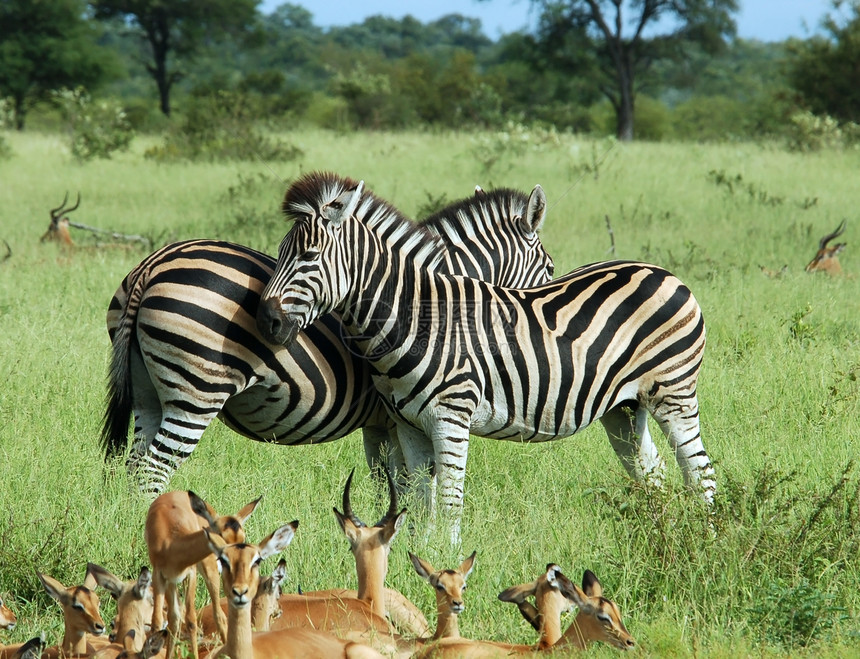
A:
[{"xmin": 0, "ymin": 129, "xmax": 858, "ymax": 657}]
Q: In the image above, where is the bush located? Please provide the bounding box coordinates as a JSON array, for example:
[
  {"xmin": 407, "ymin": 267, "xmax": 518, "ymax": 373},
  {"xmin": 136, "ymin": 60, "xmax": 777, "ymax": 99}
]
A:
[
  {"xmin": 53, "ymin": 87, "xmax": 134, "ymax": 161},
  {"xmin": 144, "ymin": 91, "xmax": 303, "ymax": 163},
  {"xmin": 786, "ymin": 110, "xmax": 860, "ymax": 152}
]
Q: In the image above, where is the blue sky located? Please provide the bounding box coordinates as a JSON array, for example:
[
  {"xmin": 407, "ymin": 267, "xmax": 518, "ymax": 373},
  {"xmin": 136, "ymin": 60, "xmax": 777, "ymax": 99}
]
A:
[{"xmin": 259, "ymin": 1, "xmax": 830, "ymax": 42}]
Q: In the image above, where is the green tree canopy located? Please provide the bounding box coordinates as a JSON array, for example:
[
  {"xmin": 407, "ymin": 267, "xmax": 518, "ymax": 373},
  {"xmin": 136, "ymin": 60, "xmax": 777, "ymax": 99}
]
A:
[
  {"xmin": 0, "ymin": 0, "xmax": 116, "ymax": 129},
  {"xmin": 522, "ymin": 0, "xmax": 738, "ymax": 140},
  {"xmin": 90, "ymin": 0, "xmax": 259, "ymax": 116},
  {"xmin": 788, "ymin": 0, "xmax": 860, "ymax": 124}
]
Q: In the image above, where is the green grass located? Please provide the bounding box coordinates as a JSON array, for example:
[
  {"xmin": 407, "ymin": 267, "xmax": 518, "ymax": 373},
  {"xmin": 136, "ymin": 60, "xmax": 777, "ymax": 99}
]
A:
[{"xmin": 0, "ymin": 128, "xmax": 859, "ymax": 656}]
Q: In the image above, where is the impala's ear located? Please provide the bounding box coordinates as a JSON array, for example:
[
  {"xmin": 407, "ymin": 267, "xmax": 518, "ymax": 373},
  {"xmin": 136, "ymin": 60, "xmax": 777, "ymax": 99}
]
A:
[
  {"xmin": 259, "ymin": 520, "xmax": 299, "ymax": 560},
  {"xmin": 459, "ymin": 551, "xmax": 477, "ymax": 580},
  {"xmin": 86, "ymin": 562, "xmax": 123, "ymax": 600},
  {"xmin": 522, "ymin": 184, "xmax": 547, "ymax": 234},
  {"xmin": 328, "ymin": 180, "xmax": 364, "ymax": 226},
  {"xmin": 408, "ymin": 552, "xmax": 435, "ymax": 582}
]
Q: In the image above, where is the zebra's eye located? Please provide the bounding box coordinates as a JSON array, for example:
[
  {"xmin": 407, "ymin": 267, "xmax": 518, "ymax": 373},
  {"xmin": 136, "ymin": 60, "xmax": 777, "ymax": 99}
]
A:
[
  {"xmin": 302, "ymin": 249, "xmax": 321, "ymax": 261},
  {"xmin": 329, "ymin": 201, "xmax": 343, "ymax": 210},
  {"xmin": 547, "ymin": 262, "xmax": 555, "ymax": 277}
]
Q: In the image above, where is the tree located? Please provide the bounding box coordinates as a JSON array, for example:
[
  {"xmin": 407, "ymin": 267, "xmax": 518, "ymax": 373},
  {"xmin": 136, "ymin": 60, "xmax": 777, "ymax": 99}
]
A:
[
  {"xmin": 90, "ymin": 0, "xmax": 259, "ymax": 117},
  {"xmin": 788, "ymin": 1, "xmax": 860, "ymax": 124},
  {"xmin": 0, "ymin": 0, "xmax": 115, "ymax": 129},
  {"xmin": 524, "ymin": 0, "xmax": 738, "ymax": 140}
]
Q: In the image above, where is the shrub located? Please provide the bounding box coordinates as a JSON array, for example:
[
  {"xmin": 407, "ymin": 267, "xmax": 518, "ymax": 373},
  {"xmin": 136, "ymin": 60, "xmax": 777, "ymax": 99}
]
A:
[
  {"xmin": 786, "ymin": 110, "xmax": 860, "ymax": 152},
  {"xmin": 53, "ymin": 87, "xmax": 134, "ymax": 161},
  {"xmin": 144, "ymin": 91, "xmax": 303, "ymax": 163}
]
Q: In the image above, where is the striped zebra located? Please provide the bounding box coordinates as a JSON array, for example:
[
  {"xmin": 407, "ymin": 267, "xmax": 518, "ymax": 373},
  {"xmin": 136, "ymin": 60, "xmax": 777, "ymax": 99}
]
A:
[
  {"xmin": 102, "ymin": 183, "xmax": 554, "ymax": 495},
  {"xmin": 257, "ymin": 172, "xmax": 716, "ymax": 542}
]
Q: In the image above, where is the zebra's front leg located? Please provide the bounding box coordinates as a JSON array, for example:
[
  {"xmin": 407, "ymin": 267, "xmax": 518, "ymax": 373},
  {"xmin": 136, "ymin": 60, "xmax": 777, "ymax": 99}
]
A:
[
  {"xmin": 393, "ymin": 422, "xmax": 437, "ymax": 515},
  {"xmin": 601, "ymin": 405, "xmax": 666, "ymax": 488}
]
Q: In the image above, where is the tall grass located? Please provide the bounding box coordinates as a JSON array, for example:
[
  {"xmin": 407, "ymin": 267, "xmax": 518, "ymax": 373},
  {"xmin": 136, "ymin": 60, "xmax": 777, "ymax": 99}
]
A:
[{"xmin": 0, "ymin": 129, "xmax": 858, "ymax": 656}]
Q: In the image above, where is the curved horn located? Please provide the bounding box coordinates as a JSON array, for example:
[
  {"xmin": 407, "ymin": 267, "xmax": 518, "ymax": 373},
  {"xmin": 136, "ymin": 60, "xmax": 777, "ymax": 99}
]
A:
[
  {"xmin": 65, "ymin": 192, "xmax": 81, "ymax": 215},
  {"xmin": 341, "ymin": 468, "xmax": 366, "ymax": 528},
  {"xmin": 819, "ymin": 219, "xmax": 847, "ymax": 249},
  {"xmin": 50, "ymin": 192, "xmax": 69, "ymax": 220},
  {"xmin": 374, "ymin": 466, "xmax": 400, "ymax": 528}
]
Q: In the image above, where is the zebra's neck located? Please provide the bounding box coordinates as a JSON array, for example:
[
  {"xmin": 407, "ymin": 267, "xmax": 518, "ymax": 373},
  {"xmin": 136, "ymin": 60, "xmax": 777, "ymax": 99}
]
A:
[{"xmin": 339, "ymin": 216, "xmax": 436, "ymax": 361}]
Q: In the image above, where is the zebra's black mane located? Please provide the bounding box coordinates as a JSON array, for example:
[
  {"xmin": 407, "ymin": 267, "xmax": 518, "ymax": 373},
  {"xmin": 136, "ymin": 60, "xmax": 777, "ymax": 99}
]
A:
[
  {"xmin": 283, "ymin": 171, "xmax": 445, "ymax": 268},
  {"xmin": 422, "ymin": 187, "xmax": 528, "ymax": 233}
]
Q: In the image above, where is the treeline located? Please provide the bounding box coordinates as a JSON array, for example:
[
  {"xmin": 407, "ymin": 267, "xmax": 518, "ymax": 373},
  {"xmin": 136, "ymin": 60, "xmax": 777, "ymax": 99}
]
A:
[{"xmin": 1, "ymin": 0, "xmax": 858, "ymax": 150}]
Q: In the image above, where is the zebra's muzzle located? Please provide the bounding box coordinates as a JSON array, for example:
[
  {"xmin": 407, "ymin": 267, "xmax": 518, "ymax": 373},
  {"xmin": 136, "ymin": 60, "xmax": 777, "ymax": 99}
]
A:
[{"xmin": 257, "ymin": 299, "xmax": 303, "ymax": 346}]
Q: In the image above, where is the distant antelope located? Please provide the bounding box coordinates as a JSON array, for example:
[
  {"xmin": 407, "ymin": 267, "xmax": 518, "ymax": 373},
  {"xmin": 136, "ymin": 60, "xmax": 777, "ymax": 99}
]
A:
[
  {"xmin": 806, "ymin": 220, "xmax": 847, "ymax": 275},
  {"xmin": 41, "ymin": 192, "xmax": 81, "ymax": 246},
  {"xmin": 145, "ymin": 490, "xmax": 260, "ymax": 659}
]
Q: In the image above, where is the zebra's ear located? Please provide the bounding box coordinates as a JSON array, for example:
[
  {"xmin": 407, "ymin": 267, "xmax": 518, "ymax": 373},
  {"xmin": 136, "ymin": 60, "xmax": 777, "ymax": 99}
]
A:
[
  {"xmin": 521, "ymin": 184, "xmax": 547, "ymax": 234},
  {"xmin": 327, "ymin": 180, "xmax": 364, "ymax": 227}
]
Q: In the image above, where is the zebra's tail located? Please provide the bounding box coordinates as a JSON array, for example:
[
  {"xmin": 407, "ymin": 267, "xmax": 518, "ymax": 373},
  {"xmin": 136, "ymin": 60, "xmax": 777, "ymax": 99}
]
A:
[{"xmin": 101, "ymin": 278, "xmax": 141, "ymax": 462}]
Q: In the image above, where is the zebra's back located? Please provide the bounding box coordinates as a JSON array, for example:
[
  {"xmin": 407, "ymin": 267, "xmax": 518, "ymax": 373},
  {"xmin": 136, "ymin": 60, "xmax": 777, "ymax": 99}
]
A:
[{"xmin": 105, "ymin": 240, "xmax": 381, "ymax": 452}]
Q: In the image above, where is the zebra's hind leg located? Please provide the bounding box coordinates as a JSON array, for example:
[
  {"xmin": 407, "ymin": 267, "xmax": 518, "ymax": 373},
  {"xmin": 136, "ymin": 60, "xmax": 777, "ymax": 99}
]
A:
[
  {"xmin": 600, "ymin": 404, "xmax": 666, "ymax": 488},
  {"xmin": 651, "ymin": 393, "xmax": 716, "ymax": 505},
  {"xmin": 134, "ymin": 418, "xmax": 210, "ymax": 497}
]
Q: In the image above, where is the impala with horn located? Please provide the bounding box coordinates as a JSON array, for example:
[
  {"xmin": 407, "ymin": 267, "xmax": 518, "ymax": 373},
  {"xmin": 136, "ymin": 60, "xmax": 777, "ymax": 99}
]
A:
[
  {"xmin": 41, "ymin": 192, "xmax": 81, "ymax": 246},
  {"xmin": 806, "ymin": 220, "xmax": 847, "ymax": 275}
]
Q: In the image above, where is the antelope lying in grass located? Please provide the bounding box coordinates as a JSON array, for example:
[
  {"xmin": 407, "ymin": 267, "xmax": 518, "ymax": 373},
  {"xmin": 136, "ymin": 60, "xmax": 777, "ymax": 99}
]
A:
[
  {"xmin": 806, "ymin": 220, "xmax": 847, "ymax": 275},
  {"xmin": 414, "ymin": 565, "xmax": 634, "ymax": 657},
  {"xmin": 0, "ymin": 598, "xmax": 14, "ymax": 632},
  {"xmin": 270, "ymin": 469, "xmax": 419, "ymax": 639},
  {"xmin": 115, "ymin": 629, "xmax": 168, "ymax": 659},
  {"xmin": 408, "ymin": 551, "xmax": 477, "ymax": 644},
  {"xmin": 41, "ymin": 192, "xmax": 81, "ymax": 247},
  {"xmin": 0, "ymin": 636, "xmax": 45, "ymax": 659},
  {"xmin": 35, "ymin": 570, "xmax": 107, "ymax": 658},
  {"xmin": 507, "ymin": 568, "xmax": 635, "ymax": 652},
  {"xmin": 199, "ymin": 559, "xmax": 286, "ymax": 636},
  {"xmin": 204, "ymin": 520, "xmax": 385, "ymax": 658},
  {"xmin": 87, "ymin": 564, "xmax": 155, "ymax": 658},
  {"xmin": 145, "ymin": 490, "xmax": 260, "ymax": 659}
]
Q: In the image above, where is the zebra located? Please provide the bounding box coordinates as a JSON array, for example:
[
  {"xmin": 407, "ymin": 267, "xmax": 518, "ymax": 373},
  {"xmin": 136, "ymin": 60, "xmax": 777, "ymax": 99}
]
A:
[
  {"xmin": 257, "ymin": 172, "xmax": 717, "ymax": 543},
  {"xmin": 103, "ymin": 183, "xmax": 555, "ymax": 495}
]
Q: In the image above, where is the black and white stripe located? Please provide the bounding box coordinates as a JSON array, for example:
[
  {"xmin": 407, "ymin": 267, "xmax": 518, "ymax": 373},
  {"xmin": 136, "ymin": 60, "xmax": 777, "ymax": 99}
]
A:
[
  {"xmin": 258, "ymin": 172, "xmax": 716, "ymax": 542},
  {"xmin": 102, "ymin": 182, "xmax": 553, "ymax": 494}
]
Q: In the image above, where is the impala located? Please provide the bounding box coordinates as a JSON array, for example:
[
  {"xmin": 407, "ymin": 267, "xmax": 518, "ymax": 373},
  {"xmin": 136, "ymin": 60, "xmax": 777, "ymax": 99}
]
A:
[
  {"xmin": 199, "ymin": 559, "xmax": 286, "ymax": 637},
  {"xmin": 87, "ymin": 564, "xmax": 155, "ymax": 658},
  {"xmin": 0, "ymin": 598, "xmax": 14, "ymax": 631},
  {"xmin": 41, "ymin": 192, "xmax": 81, "ymax": 246},
  {"xmin": 1, "ymin": 636, "xmax": 45, "ymax": 659},
  {"xmin": 205, "ymin": 521, "xmax": 385, "ymax": 658},
  {"xmin": 806, "ymin": 220, "xmax": 847, "ymax": 275},
  {"xmin": 270, "ymin": 469, "xmax": 411, "ymax": 639},
  {"xmin": 408, "ymin": 551, "xmax": 476, "ymax": 642},
  {"xmin": 36, "ymin": 570, "xmax": 107, "ymax": 658},
  {"xmin": 145, "ymin": 490, "xmax": 260, "ymax": 659},
  {"xmin": 115, "ymin": 629, "xmax": 168, "ymax": 659},
  {"xmin": 414, "ymin": 565, "xmax": 634, "ymax": 657}
]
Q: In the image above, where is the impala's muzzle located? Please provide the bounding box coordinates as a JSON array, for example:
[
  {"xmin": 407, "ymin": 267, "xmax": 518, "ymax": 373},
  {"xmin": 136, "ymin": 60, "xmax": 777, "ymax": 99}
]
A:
[{"xmin": 257, "ymin": 298, "xmax": 303, "ymax": 346}]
